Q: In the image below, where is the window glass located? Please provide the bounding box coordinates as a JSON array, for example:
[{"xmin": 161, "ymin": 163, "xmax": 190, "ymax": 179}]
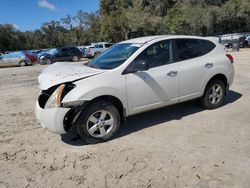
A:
[
  {"xmin": 68, "ymin": 47, "xmax": 73, "ymax": 52},
  {"xmin": 49, "ymin": 49, "xmax": 59, "ymax": 55},
  {"xmin": 105, "ymin": 43, "xmax": 113, "ymax": 48},
  {"xmin": 200, "ymin": 40, "xmax": 216, "ymax": 54},
  {"xmin": 2, "ymin": 54, "xmax": 10, "ymax": 58},
  {"xmin": 175, "ymin": 39, "xmax": 204, "ymax": 61},
  {"xmin": 87, "ymin": 43, "xmax": 140, "ymax": 70},
  {"xmin": 69, "ymin": 47, "xmax": 78, "ymax": 52},
  {"xmin": 134, "ymin": 40, "xmax": 173, "ymax": 69},
  {"xmin": 98, "ymin": 44, "xmax": 104, "ymax": 48},
  {"xmin": 61, "ymin": 48, "xmax": 68, "ymax": 52}
]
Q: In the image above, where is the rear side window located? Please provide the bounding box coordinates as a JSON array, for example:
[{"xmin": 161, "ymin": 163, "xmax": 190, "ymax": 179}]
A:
[
  {"xmin": 175, "ymin": 39, "xmax": 204, "ymax": 61},
  {"xmin": 61, "ymin": 48, "xmax": 68, "ymax": 52},
  {"xmin": 105, "ymin": 43, "xmax": 113, "ymax": 48},
  {"xmin": 200, "ymin": 40, "xmax": 216, "ymax": 54},
  {"xmin": 68, "ymin": 47, "xmax": 79, "ymax": 52},
  {"xmin": 95, "ymin": 44, "xmax": 104, "ymax": 48}
]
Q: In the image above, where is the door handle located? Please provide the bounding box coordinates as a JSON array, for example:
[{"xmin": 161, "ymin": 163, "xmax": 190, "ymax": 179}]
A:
[
  {"xmin": 205, "ymin": 63, "xmax": 213, "ymax": 68},
  {"xmin": 167, "ymin": 71, "xmax": 178, "ymax": 77}
]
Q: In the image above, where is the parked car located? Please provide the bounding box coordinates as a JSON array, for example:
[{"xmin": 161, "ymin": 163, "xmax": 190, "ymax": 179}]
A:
[
  {"xmin": 39, "ymin": 46, "xmax": 83, "ymax": 64},
  {"xmin": 92, "ymin": 42, "xmax": 114, "ymax": 54},
  {"xmin": 76, "ymin": 46, "xmax": 92, "ymax": 57},
  {"xmin": 0, "ymin": 51, "xmax": 32, "ymax": 67},
  {"xmin": 239, "ymin": 37, "xmax": 250, "ymax": 48},
  {"xmin": 23, "ymin": 50, "xmax": 37, "ymax": 63},
  {"xmin": 83, "ymin": 42, "xmax": 114, "ymax": 58},
  {"xmin": 36, "ymin": 35, "xmax": 234, "ymax": 143},
  {"xmin": 221, "ymin": 40, "xmax": 233, "ymax": 48},
  {"xmin": 246, "ymin": 36, "xmax": 250, "ymax": 45},
  {"xmin": 83, "ymin": 46, "xmax": 95, "ymax": 58},
  {"xmin": 35, "ymin": 49, "xmax": 50, "ymax": 61}
]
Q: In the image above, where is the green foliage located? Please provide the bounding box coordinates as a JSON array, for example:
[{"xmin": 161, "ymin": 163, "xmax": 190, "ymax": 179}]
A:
[
  {"xmin": 0, "ymin": 0, "xmax": 249, "ymax": 51},
  {"xmin": 163, "ymin": 4, "xmax": 186, "ymax": 34}
]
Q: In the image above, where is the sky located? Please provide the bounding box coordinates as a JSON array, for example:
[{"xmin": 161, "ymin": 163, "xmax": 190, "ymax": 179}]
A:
[{"xmin": 0, "ymin": 0, "xmax": 100, "ymax": 31}]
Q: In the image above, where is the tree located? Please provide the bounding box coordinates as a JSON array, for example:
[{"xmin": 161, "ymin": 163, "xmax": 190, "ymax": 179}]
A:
[{"xmin": 1, "ymin": 0, "xmax": 250, "ymax": 51}]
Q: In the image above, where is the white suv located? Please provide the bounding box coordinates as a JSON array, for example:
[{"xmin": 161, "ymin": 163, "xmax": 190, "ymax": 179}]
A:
[{"xmin": 36, "ymin": 35, "xmax": 234, "ymax": 143}]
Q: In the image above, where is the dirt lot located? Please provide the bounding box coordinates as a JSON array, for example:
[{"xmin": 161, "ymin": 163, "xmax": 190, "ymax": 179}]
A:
[{"xmin": 0, "ymin": 49, "xmax": 250, "ymax": 188}]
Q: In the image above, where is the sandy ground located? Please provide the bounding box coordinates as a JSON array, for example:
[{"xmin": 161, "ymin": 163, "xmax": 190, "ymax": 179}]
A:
[{"xmin": 0, "ymin": 49, "xmax": 250, "ymax": 188}]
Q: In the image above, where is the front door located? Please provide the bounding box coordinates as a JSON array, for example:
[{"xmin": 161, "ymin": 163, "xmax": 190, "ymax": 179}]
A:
[{"xmin": 125, "ymin": 40, "xmax": 179, "ymax": 115}]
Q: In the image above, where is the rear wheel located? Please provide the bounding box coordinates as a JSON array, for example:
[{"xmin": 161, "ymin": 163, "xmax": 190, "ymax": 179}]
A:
[
  {"xmin": 76, "ymin": 100, "xmax": 120, "ymax": 144},
  {"xmin": 201, "ymin": 79, "xmax": 226, "ymax": 109},
  {"xmin": 19, "ymin": 61, "xmax": 27, "ymax": 67},
  {"xmin": 72, "ymin": 55, "xmax": 79, "ymax": 62}
]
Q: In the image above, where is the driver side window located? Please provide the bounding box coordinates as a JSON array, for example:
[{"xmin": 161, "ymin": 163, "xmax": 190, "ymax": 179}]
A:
[{"xmin": 134, "ymin": 40, "xmax": 173, "ymax": 69}]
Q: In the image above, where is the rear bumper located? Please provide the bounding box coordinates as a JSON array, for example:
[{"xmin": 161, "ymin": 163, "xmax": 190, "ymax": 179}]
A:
[{"xmin": 35, "ymin": 101, "xmax": 70, "ymax": 134}]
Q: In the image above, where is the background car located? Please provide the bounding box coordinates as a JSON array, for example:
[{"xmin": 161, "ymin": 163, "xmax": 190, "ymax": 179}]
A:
[
  {"xmin": 91, "ymin": 42, "xmax": 114, "ymax": 56},
  {"xmin": 39, "ymin": 46, "xmax": 83, "ymax": 64},
  {"xmin": 83, "ymin": 46, "xmax": 95, "ymax": 58},
  {"xmin": 23, "ymin": 50, "xmax": 37, "ymax": 63},
  {"xmin": 34, "ymin": 49, "xmax": 50, "ymax": 61},
  {"xmin": 0, "ymin": 51, "xmax": 32, "ymax": 67}
]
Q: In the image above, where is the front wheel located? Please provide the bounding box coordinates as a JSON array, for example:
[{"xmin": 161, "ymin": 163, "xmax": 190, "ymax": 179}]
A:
[
  {"xmin": 201, "ymin": 79, "xmax": 226, "ymax": 109},
  {"xmin": 44, "ymin": 58, "xmax": 52, "ymax": 64},
  {"xmin": 76, "ymin": 100, "xmax": 120, "ymax": 144}
]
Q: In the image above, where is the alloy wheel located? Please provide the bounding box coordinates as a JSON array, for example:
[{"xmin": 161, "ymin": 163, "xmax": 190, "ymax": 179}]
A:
[
  {"xmin": 209, "ymin": 84, "xmax": 223, "ymax": 104},
  {"xmin": 86, "ymin": 110, "xmax": 114, "ymax": 138}
]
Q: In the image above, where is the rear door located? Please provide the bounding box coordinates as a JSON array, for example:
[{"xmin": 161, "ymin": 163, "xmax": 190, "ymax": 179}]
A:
[
  {"xmin": 125, "ymin": 40, "xmax": 180, "ymax": 115},
  {"xmin": 174, "ymin": 38, "xmax": 216, "ymax": 102}
]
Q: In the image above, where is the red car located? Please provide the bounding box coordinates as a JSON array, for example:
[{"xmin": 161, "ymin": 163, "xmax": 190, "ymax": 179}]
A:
[{"xmin": 23, "ymin": 51, "xmax": 36, "ymax": 63}]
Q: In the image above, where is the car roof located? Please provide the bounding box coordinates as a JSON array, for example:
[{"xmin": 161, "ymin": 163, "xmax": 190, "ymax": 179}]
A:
[{"xmin": 120, "ymin": 35, "xmax": 211, "ymax": 44}]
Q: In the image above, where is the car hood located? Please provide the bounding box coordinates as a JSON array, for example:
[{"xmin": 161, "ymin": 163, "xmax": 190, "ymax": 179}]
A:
[{"xmin": 38, "ymin": 62, "xmax": 105, "ymax": 90}]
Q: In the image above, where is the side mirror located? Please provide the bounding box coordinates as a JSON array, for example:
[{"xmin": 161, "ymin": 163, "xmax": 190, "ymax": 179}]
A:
[{"xmin": 123, "ymin": 60, "xmax": 149, "ymax": 74}]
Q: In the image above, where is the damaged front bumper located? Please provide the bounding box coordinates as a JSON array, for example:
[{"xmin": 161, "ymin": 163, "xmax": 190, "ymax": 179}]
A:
[{"xmin": 35, "ymin": 96, "xmax": 71, "ymax": 134}]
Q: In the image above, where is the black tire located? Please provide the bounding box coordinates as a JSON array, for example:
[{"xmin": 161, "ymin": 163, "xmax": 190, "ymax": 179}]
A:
[
  {"xmin": 201, "ymin": 79, "xmax": 226, "ymax": 109},
  {"xmin": 45, "ymin": 58, "xmax": 52, "ymax": 64},
  {"xmin": 72, "ymin": 55, "xmax": 79, "ymax": 62},
  {"xmin": 19, "ymin": 61, "xmax": 27, "ymax": 67},
  {"xmin": 76, "ymin": 100, "xmax": 120, "ymax": 144}
]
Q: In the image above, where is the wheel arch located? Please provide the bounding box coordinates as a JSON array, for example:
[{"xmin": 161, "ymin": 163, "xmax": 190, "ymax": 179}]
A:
[
  {"xmin": 64, "ymin": 95, "xmax": 126, "ymax": 132},
  {"xmin": 203, "ymin": 73, "xmax": 228, "ymax": 96},
  {"xmin": 19, "ymin": 60, "xmax": 27, "ymax": 66},
  {"xmin": 88, "ymin": 95, "xmax": 126, "ymax": 124}
]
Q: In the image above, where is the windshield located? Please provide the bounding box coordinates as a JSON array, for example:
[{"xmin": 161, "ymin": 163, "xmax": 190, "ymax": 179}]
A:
[{"xmin": 86, "ymin": 43, "xmax": 141, "ymax": 69}]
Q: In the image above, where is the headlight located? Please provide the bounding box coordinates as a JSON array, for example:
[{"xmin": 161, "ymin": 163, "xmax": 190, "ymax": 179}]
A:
[
  {"xmin": 45, "ymin": 84, "xmax": 65, "ymax": 109},
  {"xmin": 39, "ymin": 55, "xmax": 45, "ymax": 60}
]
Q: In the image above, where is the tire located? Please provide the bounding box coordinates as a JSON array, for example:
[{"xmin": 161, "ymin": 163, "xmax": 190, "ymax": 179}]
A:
[
  {"xmin": 45, "ymin": 58, "xmax": 52, "ymax": 64},
  {"xmin": 201, "ymin": 79, "xmax": 226, "ymax": 109},
  {"xmin": 19, "ymin": 61, "xmax": 27, "ymax": 67},
  {"xmin": 76, "ymin": 100, "xmax": 120, "ymax": 144},
  {"xmin": 72, "ymin": 55, "xmax": 79, "ymax": 62}
]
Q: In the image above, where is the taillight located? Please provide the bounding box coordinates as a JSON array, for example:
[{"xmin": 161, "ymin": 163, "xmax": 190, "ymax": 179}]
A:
[{"xmin": 226, "ymin": 54, "xmax": 234, "ymax": 64}]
